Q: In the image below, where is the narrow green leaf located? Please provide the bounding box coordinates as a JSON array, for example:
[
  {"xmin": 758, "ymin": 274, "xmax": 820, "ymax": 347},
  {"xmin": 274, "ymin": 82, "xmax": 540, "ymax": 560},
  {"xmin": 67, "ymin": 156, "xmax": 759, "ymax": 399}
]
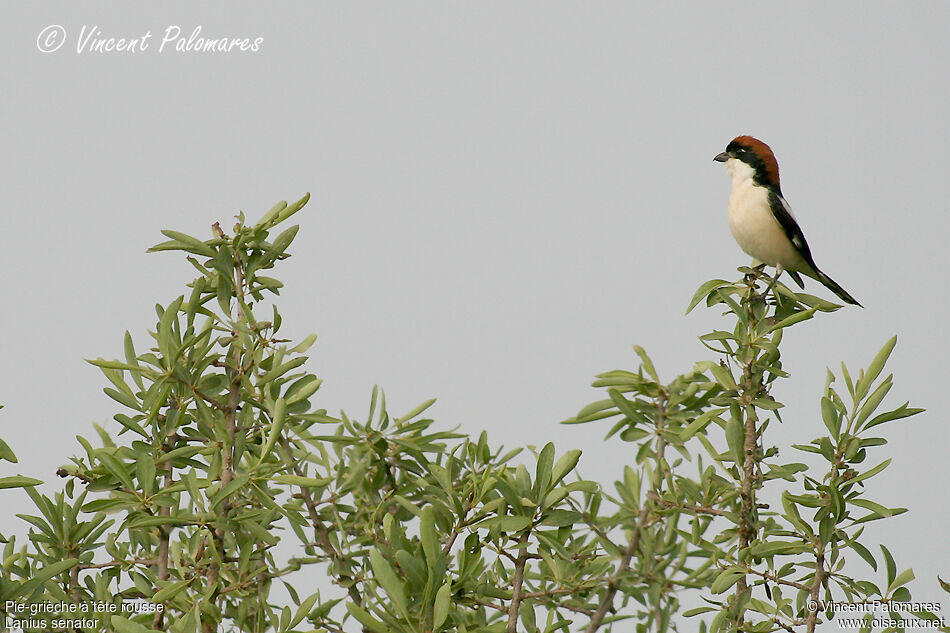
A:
[
  {"xmin": 290, "ymin": 333, "xmax": 318, "ymax": 354},
  {"xmin": 369, "ymin": 549, "xmax": 408, "ymax": 616},
  {"xmin": 687, "ymin": 279, "xmax": 731, "ymax": 314},
  {"xmin": 273, "ymin": 474, "xmax": 330, "ymax": 488},
  {"xmin": 8, "ymin": 558, "xmax": 78, "ymax": 600},
  {"xmin": 857, "ymin": 336, "xmax": 897, "ymax": 401},
  {"xmin": 887, "ymin": 568, "xmax": 915, "ymax": 595},
  {"xmin": 820, "ymin": 396, "xmax": 841, "ymax": 439},
  {"xmin": 258, "ymin": 397, "xmax": 287, "ymax": 463},
  {"xmin": 708, "ymin": 363, "xmax": 738, "ymax": 391},
  {"xmin": 881, "ymin": 544, "xmax": 896, "ymax": 587},
  {"xmin": 346, "ymin": 603, "xmax": 390, "ymax": 633},
  {"xmin": 256, "ymin": 200, "xmax": 288, "ymax": 228},
  {"xmin": 420, "ymin": 506, "xmax": 440, "ymax": 570},
  {"xmin": 856, "ymin": 377, "xmax": 893, "ymax": 427},
  {"xmin": 152, "ymin": 577, "xmax": 195, "ymax": 602},
  {"xmin": 276, "ymin": 192, "xmax": 310, "ymax": 224},
  {"xmin": 681, "ymin": 408, "xmax": 727, "ymax": 440},
  {"xmin": 633, "ymin": 345, "xmax": 659, "ymax": 382},
  {"xmin": 767, "ymin": 306, "xmax": 817, "ymax": 332},
  {"xmin": 864, "ymin": 403, "xmax": 923, "ymax": 430},
  {"xmin": 285, "ymin": 375, "xmax": 321, "ymax": 405},
  {"xmin": 849, "ymin": 499, "xmax": 896, "ymax": 518},
  {"xmin": 534, "ymin": 442, "xmax": 555, "ymax": 498},
  {"xmin": 397, "ymin": 398, "xmax": 437, "ymax": 424},
  {"xmin": 159, "ymin": 230, "xmax": 216, "ymax": 257},
  {"xmin": 550, "ymin": 449, "xmax": 581, "ymax": 487},
  {"xmin": 849, "ymin": 459, "xmax": 891, "ymax": 485},
  {"xmin": 849, "ymin": 539, "xmax": 877, "ymax": 570},
  {"xmin": 433, "ymin": 581, "xmax": 452, "ymax": 630},
  {"xmin": 710, "ymin": 567, "xmax": 745, "ymax": 594},
  {"xmin": 478, "ymin": 515, "xmax": 533, "ymax": 533},
  {"xmin": 726, "ymin": 417, "xmax": 744, "ymax": 465},
  {"xmin": 110, "ymin": 615, "xmax": 162, "ymax": 633},
  {"xmin": 0, "ymin": 475, "xmax": 43, "ymax": 489}
]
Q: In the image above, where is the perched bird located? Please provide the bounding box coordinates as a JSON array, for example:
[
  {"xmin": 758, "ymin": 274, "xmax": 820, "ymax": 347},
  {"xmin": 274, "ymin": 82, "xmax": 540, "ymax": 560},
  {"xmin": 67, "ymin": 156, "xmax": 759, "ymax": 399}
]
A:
[{"xmin": 714, "ymin": 135, "xmax": 861, "ymax": 306}]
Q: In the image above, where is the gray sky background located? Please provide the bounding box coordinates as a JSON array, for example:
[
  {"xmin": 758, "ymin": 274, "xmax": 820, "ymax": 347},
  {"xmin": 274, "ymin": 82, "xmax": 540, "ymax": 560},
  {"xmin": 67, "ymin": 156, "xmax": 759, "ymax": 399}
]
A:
[{"xmin": 3, "ymin": 1, "xmax": 948, "ymax": 616}]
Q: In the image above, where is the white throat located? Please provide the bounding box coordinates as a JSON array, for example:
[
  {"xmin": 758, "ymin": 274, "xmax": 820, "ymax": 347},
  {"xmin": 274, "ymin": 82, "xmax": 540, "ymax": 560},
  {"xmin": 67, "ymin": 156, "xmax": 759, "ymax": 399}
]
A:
[{"xmin": 724, "ymin": 157, "xmax": 756, "ymax": 186}]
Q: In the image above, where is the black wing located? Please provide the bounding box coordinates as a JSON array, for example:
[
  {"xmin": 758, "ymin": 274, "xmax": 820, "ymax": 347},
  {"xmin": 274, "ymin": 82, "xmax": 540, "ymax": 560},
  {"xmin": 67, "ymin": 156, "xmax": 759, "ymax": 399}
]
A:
[{"xmin": 767, "ymin": 191, "xmax": 820, "ymax": 275}]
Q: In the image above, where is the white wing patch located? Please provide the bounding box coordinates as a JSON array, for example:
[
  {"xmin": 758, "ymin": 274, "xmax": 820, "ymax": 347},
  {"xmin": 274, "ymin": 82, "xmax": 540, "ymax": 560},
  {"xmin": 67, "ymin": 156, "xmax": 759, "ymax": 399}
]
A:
[{"xmin": 778, "ymin": 195, "xmax": 797, "ymax": 221}]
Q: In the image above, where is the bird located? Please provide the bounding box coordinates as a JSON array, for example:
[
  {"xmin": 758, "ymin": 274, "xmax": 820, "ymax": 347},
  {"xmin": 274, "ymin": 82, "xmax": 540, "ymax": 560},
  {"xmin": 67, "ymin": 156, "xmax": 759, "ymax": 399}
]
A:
[{"xmin": 714, "ymin": 135, "xmax": 862, "ymax": 307}]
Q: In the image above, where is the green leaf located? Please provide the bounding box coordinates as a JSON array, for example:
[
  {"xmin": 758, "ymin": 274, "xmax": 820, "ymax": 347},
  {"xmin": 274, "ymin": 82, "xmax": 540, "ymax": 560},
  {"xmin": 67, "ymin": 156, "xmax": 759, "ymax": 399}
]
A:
[
  {"xmin": 111, "ymin": 615, "xmax": 162, "ymax": 633},
  {"xmin": 849, "ymin": 499, "xmax": 896, "ymax": 518},
  {"xmin": 633, "ymin": 345, "xmax": 659, "ymax": 382},
  {"xmin": 820, "ymin": 396, "xmax": 840, "ymax": 439},
  {"xmin": 397, "ymin": 398, "xmax": 437, "ymax": 423},
  {"xmin": 534, "ymin": 442, "xmax": 555, "ymax": 497},
  {"xmin": 540, "ymin": 509, "xmax": 581, "ymax": 527},
  {"xmin": 850, "ymin": 539, "xmax": 876, "ymax": 570},
  {"xmin": 887, "ymin": 568, "xmax": 915, "ymax": 596},
  {"xmin": 0, "ymin": 437, "xmax": 16, "ymax": 463},
  {"xmin": 849, "ymin": 459, "xmax": 890, "ymax": 485},
  {"xmin": 369, "ymin": 549, "xmax": 408, "ymax": 617},
  {"xmin": 752, "ymin": 397, "xmax": 783, "ymax": 410},
  {"xmin": 881, "ymin": 544, "xmax": 897, "ymax": 587},
  {"xmin": 152, "ymin": 577, "xmax": 195, "ymax": 602},
  {"xmin": 273, "ymin": 474, "xmax": 330, "ymax": 488},
  {"xmin": 346, "ymin": 603, "xmax": 390, "ymax": 633},
  {"xmin": 550, "ymin": 449, "xmax": 581, "ymax": 487},
  {"xmin": 258, "ymin": 397, "xmax": 288, "ymax": 463},
  {"xmin": 157, "ymin": 297, "xmax": 184, "ymax": 365},
  {"xmin": 211, "ymin": 475, "xmax": 250, "ymax": 508},
  {"xmin": 747, "ymin": 541, "xmax": 811, "ymax": 557},
  {"xmin": 258, "ymin": 357, "xmax": 307, "ymax": 385},
  {"xmin": 857, "ymin": 336, "xmax": 897, "ymax": 401},
  {"xmin": 767, "ymin": 306, "xmax": 817, "ymax": 332},
  {"xmin": 256, "ymin": 200, "xmax": 288, "ymax": 228},
  {"xmin": 289, "ymin": 332, "xmax": 318, "ymax": 354},
  {"xmin": 726, "ymin": 416, "xmax": 744, "ymax": 465},
  {"xmin": 479, "ymin": 515, "xmax": 533, "ymax": 533},
  {"xmin": 707, "ymin": 363, "xmax": 738, "ymax": 391},
  {"xmin": 262, "ymin": 225, "xmax": 300, "ymax": 265},
  {"xmin": 855, "ymin": 376, "xmax": 893, "ymax": 428},
  {"xmin": 420, "ymin": 505, "xmax": 440, "ymax": 570},
  {"xmin": 159, "ymin": 230, "xmax": 216, "ymax": 257},
  {"xmin": 276, "ymin": 193, "xmax": 310, "ymax": 224},
  {"xmin": 433, "ymin": 580, "xmax": 452, "ymax": 630},
  {"xmin": 864, "ymin": 403, "xmax": 924, "ymax": 430},
  {"xmin": 571, "ymin": 399, "xmax": 616, "ymax": 423},
  {"xmin": 0, "ymin": 475, "xmax": 42, "ymax": 489},
  {"xmin": 285, "ymin": 375, "xmax": 322, "ymax": 405},
  {"xmin": 683, "ymin": 607, "xmax": 718, "ymax": 617},
  {"xmin": 687, "ymin": 279, "xmax": 731, "ymax": 314},
  {"xmin": 7, "ymin": 558, "xmax": 78, "ymax": 600},
  {"xmin": 98, "ymin": 452, "xmax": 135, "ymax": 490},
  {"xmin": 710, "ymin": 567, "xmax": 745, "ymax": 593},
  {"xmin": 681, "ymin": 408, "xmax": 727, "ymax": 441}
]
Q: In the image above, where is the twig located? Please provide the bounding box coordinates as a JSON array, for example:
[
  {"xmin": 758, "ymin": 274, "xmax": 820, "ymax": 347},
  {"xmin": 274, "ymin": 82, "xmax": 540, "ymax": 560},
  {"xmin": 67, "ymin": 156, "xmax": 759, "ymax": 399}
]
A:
[
  {"xmin": 805, "ymin": 550, "xmax": 825, "ymax": 632},
  {"xmin": 743, "ymin": 567, "xmax": 810, "ymax": 591},
  {"xmin": 647, "ymin": 492, "xmax": 725, "ymax": 516},
  {"xmin": 280, "ymin": 436, "xmax": 363, "ymax": 606},
  {"xmin": 586, "ymin": 392, "xmax": 668, "ymax": 633},
  {"xmin": 506, "ymin": 530, "xmax": 531, "ymax": 633}
]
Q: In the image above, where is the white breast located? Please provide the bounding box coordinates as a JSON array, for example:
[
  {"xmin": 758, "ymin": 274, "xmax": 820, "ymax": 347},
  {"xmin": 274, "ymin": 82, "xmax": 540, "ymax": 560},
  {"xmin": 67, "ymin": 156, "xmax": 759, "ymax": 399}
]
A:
[{"xmin": 724, "ymin": 159, "xmax": 807, "ymax": 271}]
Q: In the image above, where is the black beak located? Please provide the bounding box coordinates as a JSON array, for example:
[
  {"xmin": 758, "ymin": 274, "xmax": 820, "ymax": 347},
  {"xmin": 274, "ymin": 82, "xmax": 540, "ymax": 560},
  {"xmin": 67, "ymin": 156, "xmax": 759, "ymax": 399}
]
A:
[{"xmin": 713, "ymin": 152, "xmax": 729, "ymax": 163}]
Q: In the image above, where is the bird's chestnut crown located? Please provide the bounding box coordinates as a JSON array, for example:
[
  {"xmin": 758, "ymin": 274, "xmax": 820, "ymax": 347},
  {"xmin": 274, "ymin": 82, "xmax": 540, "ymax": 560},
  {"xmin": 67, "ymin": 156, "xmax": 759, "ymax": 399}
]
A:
[{"xmin": 715, "ymin": 135, "xmax": 781, "ymax": 190}]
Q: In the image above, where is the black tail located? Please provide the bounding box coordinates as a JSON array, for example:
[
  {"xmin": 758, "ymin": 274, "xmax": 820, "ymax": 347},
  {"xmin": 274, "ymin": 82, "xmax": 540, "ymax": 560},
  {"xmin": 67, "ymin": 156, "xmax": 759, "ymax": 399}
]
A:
[{"xmin": 815, "ymin": 269, "xmax": 862, "ymax": 307}]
